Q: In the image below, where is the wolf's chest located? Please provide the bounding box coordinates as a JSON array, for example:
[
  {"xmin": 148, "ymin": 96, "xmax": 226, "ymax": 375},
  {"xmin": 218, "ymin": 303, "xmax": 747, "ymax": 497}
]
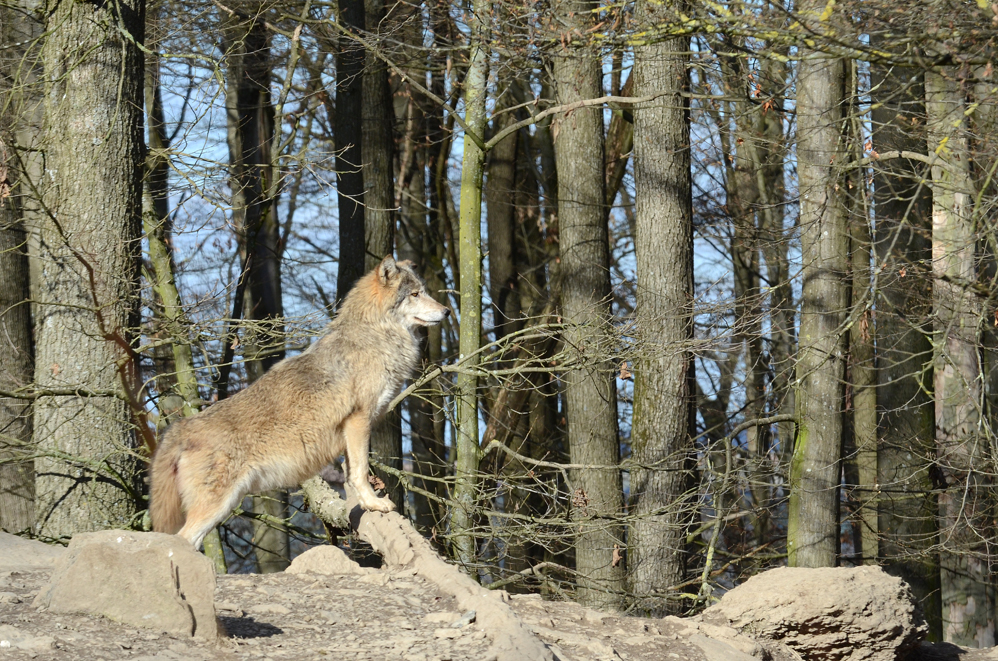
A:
[{"xmin": 371, "ymin": 338, "xmax": 420, "ymax": 415}]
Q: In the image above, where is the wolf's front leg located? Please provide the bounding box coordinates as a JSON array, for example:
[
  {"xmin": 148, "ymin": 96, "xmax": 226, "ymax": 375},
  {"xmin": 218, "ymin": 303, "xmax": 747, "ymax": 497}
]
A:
[{"xmin": 343, "ymin": 412, "xmax": 395, "ymax": 512}]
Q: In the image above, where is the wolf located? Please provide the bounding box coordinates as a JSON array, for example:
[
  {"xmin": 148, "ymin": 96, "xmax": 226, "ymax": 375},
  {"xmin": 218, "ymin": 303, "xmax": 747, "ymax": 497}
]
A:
[{"xmin": 150, "ymin": 256, "xmax": 450, "ymax": 550}]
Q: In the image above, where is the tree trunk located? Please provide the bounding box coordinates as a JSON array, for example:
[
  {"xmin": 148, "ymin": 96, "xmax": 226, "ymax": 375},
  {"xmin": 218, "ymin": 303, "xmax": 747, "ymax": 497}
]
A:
[
  {"xmin": 143, "ymin": 47, "xmax": 226, "ymax": 573},
  {"xmin": 629, "ymin": 13, "xmax": 695, "ymax": 615},
  {"xmin": 450, "ymin": 0, "xmax": 489, "ymax": 568},
  {"xmin": 33, "ymin": 0, "xmax": 145, "ymax": 537},
  {"xmin": 871, "ymin": 59, "xmax": 941, "ymax": 638},
  {"xmin": 926, "ymin": 67, "xmax": 995, "ymax": 648},
  {"xmin": 0, "ymin": 124, "xmax": 34, "ymax": 535},
  {"xmin": 410, "ymin": 35, "xmax": 450, "ymax": 538},
  {"xmin": 223, "ymin": 15, "xmax": 289, "ymax": 573},
  {"xmin": 335, "ymin": 0, "xmax": 366, "ymax": 303},
  {"xmin": 552, "ymin": 4, "xmax": 624, "ymax": 609},
  {"xmin": 486, "ymin": 95, "xmax": 520, "ymax": 343},
  {"xmin": 787, "ymin": 47, "xmax": 848, "ymax": 568},
  {"xmin": 0, "ymin": 1, "xmax": 36, "ymax": 535},
  {"xmin": 362, "ymin": 0, "xmax": 403, "ymax": 513}
]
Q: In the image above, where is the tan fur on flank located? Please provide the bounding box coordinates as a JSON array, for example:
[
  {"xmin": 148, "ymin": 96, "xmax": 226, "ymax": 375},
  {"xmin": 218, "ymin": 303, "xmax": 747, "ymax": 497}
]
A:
[{"xmin": 150, "ymin": 256, "xmax": 450, "ymax": 550}]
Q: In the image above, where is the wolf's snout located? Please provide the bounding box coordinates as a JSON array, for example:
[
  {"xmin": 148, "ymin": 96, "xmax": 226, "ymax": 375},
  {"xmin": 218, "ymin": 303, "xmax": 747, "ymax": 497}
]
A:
[{"xmin": 444, "ymin": 308, "xmax": 451, "ymax": 317}]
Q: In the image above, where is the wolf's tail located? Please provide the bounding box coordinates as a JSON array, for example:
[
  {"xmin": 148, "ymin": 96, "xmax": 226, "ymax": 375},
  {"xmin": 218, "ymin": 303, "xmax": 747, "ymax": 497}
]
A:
[{"xmin": 150, "ymin": 433, "xmax": 185, "ymax": 534}]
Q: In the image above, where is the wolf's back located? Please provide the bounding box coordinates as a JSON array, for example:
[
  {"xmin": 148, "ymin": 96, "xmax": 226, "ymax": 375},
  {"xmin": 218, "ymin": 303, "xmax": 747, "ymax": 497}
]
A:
[{"xmin": 150, "ymin": 427, "xmax": 186, "ymax": 534}]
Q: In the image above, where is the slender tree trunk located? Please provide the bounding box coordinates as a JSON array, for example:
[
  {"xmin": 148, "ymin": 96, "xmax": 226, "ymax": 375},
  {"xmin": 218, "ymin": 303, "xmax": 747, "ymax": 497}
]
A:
[
  {"xmin": 0, "ymin": 135, "xmax": 34, "ymax": 535},
  {"xmin": 335, "ymin": 0, "xmax": 366, "ymax": 303},
  {"xmin": 0, "ymin": 3, "xmax": 36, "ymax": 534},
  {"xmin": 411, "ymin": 37, "xmax": 449, "ymax": 537},
  {"xmin": 926, "ymin": 67, "xmax": 995, "ymax": 648},
  {"xmin": 144, "ymin": 48, "xmax": 226, "ymax": 572},
  {"xmin": 486, "ymin": 94, "xmax": 520, "ymax": 343},
  {"xmin": 849, "ymin": 182, "xmax": 877, "ymax": 566},
  {"xmin": 361, "ymin": 0, "xmax": 403, "ymax": 512},
  {"xmin": 224, "ymin": 15, "xmax": 289, "ymax": 573},
  {"xmin": 871, "ymin": 59, "xmax": 941, "ymax": 638},
  {"xmin": 552, "ymin": 2, "xmax": 624, "ymax": 609},
  {"xmin": 450, "ymin": 0, "xmax": 489, "ymax": 568},
  {"xmin": 33, "ymin": 0, "xmax": 145, "ymax": 537},
  {"xmin": 630, "ymin": 14, "xmax": 694, "ymax": 615},
  {"xmin": 787, "ymin": 43, "xmax": 848, "ymax": 568}
]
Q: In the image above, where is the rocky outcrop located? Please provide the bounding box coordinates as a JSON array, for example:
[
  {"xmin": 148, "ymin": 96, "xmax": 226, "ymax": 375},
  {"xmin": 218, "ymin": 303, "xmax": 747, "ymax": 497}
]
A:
[
  {"xmin": 701, "ymin": 565, "xmax": 927, "ymax": 661},
  {"xmin": 32, "ymin": 530, "xmax": 218, "ymax": 640}
]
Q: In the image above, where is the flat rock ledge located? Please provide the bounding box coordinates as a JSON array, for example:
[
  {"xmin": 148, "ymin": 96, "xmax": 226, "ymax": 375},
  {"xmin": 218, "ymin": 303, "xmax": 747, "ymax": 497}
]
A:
[
  {"xmin": 701, "ymin": 565, "xmax": 928, "ymax": 661},
  {"xmin": 32, "ymin": 530, "xmax": 218, "ymax": 640}
]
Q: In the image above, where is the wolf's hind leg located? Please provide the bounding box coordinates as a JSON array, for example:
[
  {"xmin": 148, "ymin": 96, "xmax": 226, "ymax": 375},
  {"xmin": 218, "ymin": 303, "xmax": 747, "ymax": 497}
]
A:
[
  {"xmin": 177, "ymin": 501, "xmax": 233, "ymax": 551},
  {"xmin": 343, "ymin": 413, "xmax": 394, "ymax": 512}
]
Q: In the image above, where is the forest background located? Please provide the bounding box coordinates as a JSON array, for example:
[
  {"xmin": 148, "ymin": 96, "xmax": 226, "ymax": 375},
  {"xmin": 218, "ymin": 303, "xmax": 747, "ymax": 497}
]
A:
[{"xmin": 2, "ymin": 0, "xmax": 997, "ymax": 648}]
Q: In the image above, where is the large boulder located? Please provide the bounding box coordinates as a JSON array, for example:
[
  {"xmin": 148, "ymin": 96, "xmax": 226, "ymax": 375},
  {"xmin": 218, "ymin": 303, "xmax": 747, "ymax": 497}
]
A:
[
  {"xmin": 0, "ymin": 532, "xmax": 64, "ymax": 572},
  {"xmin": 33, "ymin": 530, "xmax": 218, "ymax": 640},
  {"xmin": 701, "ymin": 565, "xmax": 927, "ymax": 661}
]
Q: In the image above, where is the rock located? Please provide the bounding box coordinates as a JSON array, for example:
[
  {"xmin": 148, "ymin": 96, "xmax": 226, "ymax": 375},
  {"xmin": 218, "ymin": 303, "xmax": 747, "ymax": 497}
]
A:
[
  {"xmin": 0, "ymin": 624, "xmax": 55, "ymax": 652},
  {"xmin": 688, "ymin": 633, "xmax": 758, "ymax": 661},
  {"xmin": 451, "ymin": 611, "xmax": 477, "ymax": 628},
  {"xmin": 286, "ymin": 545, "xmax": 372, "ymax": 576},
  {"xmin": 0, "ymin": 532, "xmax": 64, "ymax": 572},
  {"xmin": 32, "ymin": 530, "xmax": 218, "ymax": 640},
  {"xmin": 664, "ymin": 616, "xmax": 769, "ymax": 658},
  {"xmin": 702, "ymin": 565, "xmax": 927, "ymax": 661}
]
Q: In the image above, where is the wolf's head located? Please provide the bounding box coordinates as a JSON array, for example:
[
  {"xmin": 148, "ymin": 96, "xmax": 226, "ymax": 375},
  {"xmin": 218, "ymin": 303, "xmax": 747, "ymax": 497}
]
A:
[{"xmin": 365, "ymin": 255, "xmax": 450, "ymax": 328}]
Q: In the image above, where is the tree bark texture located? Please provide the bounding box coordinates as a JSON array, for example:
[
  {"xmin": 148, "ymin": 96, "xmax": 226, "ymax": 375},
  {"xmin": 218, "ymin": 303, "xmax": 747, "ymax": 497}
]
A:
[
  {"xmin": 926, "ymin": 67, "xmax": 994, "ymax": 648},
  {"xmin": 0, "ymin": 3, "xmax": 36, "ymax": 534},
  {"xmin": 486, "ymin": 94, "xmax": 520, "ymax": 343},
  {"xmin": 335, "ymin": 0, "xmax": 366, "ymax": 303},
  {"xmin": 787, "ymin": 49, "xmax": 848, "ymax": 568},
  {"xmin": 144, "ymin": 52, "xmax": 199, "ymax": 422},
  {"xmin": 871, "ymin": 60, "xmax": 942, "ymax": 638},
  {"xmin": 362, "ymin": 0, "xmax": 403, "ymax": 513},
  {"xmin": 450, "ymin": 0, "xmax": 489, "ymax": 568},
  {"xmin": 630, "ymin": 20, "xmax": 695, "ymax": 615},
  {"xmin": 552, "ymin": 6, "xmax": 624, "ymax": 609},
  {"xmin": 0, "ymin": 135, "xmax": 34, "ymax": 535},
  {"xmin": 224, "ymin": 15, "xmax": 289, "ymax": 573},
  {"xmin": 33, "ymin": 0, "xmax": 145, "ymax": 537}
]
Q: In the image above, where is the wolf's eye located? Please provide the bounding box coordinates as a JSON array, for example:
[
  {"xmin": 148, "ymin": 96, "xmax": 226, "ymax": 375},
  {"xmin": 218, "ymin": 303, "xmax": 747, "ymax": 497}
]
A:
[{"xmin": 411, "ymin": 291, "xmax": 420, "ymax": 297}]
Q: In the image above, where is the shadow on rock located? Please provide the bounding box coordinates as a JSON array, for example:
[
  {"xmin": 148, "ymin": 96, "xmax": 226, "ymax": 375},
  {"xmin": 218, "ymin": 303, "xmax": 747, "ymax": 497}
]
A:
[
  {"xmin": 908, "ymin": 642, "xmax": 968, "ymax": 661},
  {"xmin": 220, "ymin": 615, "xmax": 284, "ymax": 639}
]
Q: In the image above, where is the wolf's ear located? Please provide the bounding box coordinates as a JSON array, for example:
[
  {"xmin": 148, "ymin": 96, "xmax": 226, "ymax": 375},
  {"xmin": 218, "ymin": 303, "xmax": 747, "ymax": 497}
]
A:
[{"xmin": 378, "ymin": 255, "xmax": 398, "ymax": 284}]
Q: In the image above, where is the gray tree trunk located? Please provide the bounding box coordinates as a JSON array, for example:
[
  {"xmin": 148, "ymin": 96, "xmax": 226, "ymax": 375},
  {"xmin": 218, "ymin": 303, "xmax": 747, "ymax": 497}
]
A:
[
  {"xmin": 787, "ymin": 47, "xmax": 848, "ymax": 568},
  {"xmin": 629, "ymin": 15, "xmax": 695, "ymax": 615},
  {"xmin": 33, "ymin": 0, "xmax": 145, "ymax": 537},
  {"xmin": 926, "ymin": 67, "xmax": 995, "ymax": 648},
  {"xmin": 223, "ymin": 15, "xmax": 289, "ymax": 573},
  {"xmin": 552, "ymin": 3, "xmax": 624, "ymax": 609},
  {"xmin": 870, "ymin": 60, "xmax": 942, "ymax": 639}
]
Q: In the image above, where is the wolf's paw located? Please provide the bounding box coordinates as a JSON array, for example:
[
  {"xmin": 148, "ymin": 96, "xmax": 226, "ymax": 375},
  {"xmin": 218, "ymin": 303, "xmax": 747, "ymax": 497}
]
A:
[{"xmin": 360, "ymin": 495, "xmax": 395, "ymax": 513}]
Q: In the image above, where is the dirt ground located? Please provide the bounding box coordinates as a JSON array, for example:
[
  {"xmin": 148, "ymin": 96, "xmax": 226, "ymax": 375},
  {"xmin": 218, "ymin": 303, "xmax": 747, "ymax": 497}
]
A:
[
  {"xmin": 5, "ymin": 553, "xmax": 998, "ymax": 661},
  {"xmin": 0, "ymin": 566, "xmax": 738, "ymax": 661}
]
